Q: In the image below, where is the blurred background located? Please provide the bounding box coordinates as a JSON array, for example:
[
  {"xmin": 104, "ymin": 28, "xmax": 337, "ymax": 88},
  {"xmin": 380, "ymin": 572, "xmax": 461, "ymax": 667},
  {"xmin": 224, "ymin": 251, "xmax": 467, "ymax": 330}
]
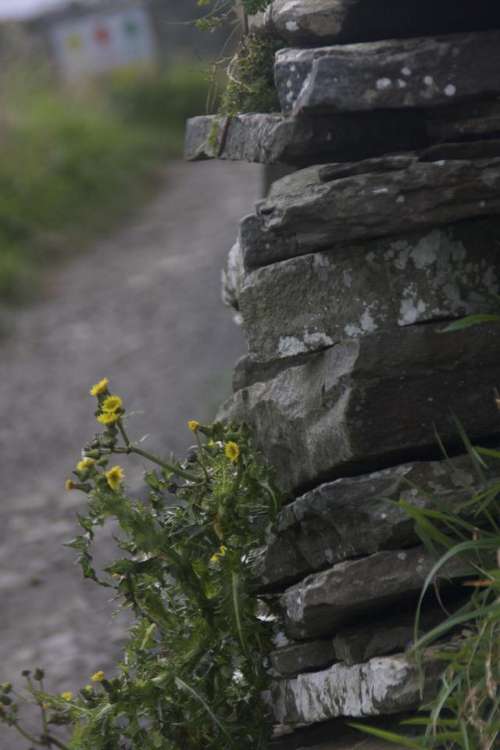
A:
[{"xmin": 0, "ymin": 1, "xmax": 262, "ymax": 745}]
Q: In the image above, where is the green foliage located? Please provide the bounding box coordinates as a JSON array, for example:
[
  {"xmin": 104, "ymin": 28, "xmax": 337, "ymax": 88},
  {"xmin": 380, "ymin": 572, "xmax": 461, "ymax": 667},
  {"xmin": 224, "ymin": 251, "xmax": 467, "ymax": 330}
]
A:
[
  {"xmin": 220, "ymin": 33, "xmax": 281, "ymax": 115},
  {"xmin": 356, "ymin": 431, "xmax": 500, "ymax": 750},
  {"xmin": 0, "ymin": 384, "xmax": 281, "ymax": 749},
  {"xmin": 0, "ymin": 66, "xmax": 208, "ymax": 303},
  {"xmin": 105, "ymin": 65, "xmax": 210, "ymax": 134}
]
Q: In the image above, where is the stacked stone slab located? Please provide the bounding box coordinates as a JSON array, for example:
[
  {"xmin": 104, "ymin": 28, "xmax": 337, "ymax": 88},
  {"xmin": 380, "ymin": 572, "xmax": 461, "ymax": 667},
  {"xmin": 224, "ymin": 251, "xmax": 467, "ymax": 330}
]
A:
[{"xmin": 185, "ymin": 3, "xmax": 500, "ymax": 748}]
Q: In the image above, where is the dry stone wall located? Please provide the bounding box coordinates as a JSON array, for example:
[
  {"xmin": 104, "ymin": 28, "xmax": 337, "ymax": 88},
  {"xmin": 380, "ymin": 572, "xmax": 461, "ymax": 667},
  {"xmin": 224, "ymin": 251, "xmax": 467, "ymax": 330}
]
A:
[{"xmin": 185, "ymin": 2, "xmax": 500, "ymax": 747}]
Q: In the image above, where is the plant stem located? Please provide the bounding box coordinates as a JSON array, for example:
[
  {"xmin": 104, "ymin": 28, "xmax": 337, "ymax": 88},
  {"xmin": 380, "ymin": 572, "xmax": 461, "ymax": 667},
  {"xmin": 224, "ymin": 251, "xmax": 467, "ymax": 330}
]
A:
[{"xmin": 113, "ymin": 445, "xmax": 198, "ymax": 482}]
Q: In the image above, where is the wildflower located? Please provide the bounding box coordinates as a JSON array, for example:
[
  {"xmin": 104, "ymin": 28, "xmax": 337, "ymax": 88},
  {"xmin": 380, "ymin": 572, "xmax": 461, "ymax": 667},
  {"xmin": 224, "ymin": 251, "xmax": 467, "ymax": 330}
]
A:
[
  {"xmin": 65, "ymin": 479, "xmax": 77, "ymax": 491},
  {"xmin": 224, "ymin": 441, "xmax": 240, "ymax": 463},
  {"xmin": 91, "ymin": 671, "xmax": 105, "ymax": 683},
  {"xmin": 60, "ymin": 692, "xmax": 73, "ymax": 701},
  {"xmin": 102, "ymin": 395, "xmax": 123, "ymax": 414},
  {"xmin": 188, "ymin": 420, "xmax": 200, "ymax": 432},
  {"xmin": 97, "ymin": 411, "xmax": 120, "ymax": 426},
  {"xmin": 105, "ymin": 466, "xmax": 124, "ymax": 491},
  {"xmin": 90, "ymin": 378, "xmax": 109, "ymax": 397},
  {"xmin": 210, "ymin": 545, "xmax": 228, "ymax": 564},
  {"xmin": 76, "ymin": 457, "xmax": 95, "ymax": 473}
]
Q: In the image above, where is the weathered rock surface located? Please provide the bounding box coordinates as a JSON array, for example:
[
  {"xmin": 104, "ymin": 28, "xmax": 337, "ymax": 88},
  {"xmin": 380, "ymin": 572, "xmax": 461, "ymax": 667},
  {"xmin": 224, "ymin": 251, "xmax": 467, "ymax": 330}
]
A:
[
  {"xmin": 272, "ymin": 650, "xmax": 442, "ymax": 725},
  {"xmin": 221, "ymin": 239, "xmax": 244, "ymax": 319},
  {"xmin": 280, "ymin": 547, "xmax": 471, "ymax": 640},
  {"xmin": 241, "ymin": 156, "xmax": 500, "ymax": 268},
  {"xmin": 271, "ymin": 639, "xmax": 336, "ymax": 677},
  {"xmin": 264, "ymin": 0, "xmax": 500, "ymax": 45},
  {"xmin": 276, "ymin": 32, "xmax": 500, "ymax": 116},
  {"xmin": 426, "ymin": 99, "xmax": 500, "ymax": 141},
  {"xmin": 332, "ymin": 607, "xmax": 448, "ymax": 666},
  {"xmin": 184, "ymin": 112, "xmax": 429, "ymax": 167},
  {"xmin": 258, "ymin": 454, "xmax": 482, "ymax": 589},
  {"xmin": 219, "ymin": 323, "xmax": 500, "ymax": 494},
  {"xmin": 239, "ymin": 218, "xmax": 500, "ymax": 363}
]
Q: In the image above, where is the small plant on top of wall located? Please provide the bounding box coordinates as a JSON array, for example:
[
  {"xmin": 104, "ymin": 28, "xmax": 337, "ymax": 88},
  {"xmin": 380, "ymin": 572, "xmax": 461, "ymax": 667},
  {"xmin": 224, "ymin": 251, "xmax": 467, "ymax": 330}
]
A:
[
  {"xmin": 0, "ymin": 379, "xmax": 281, "ymax": 749},
  {"xmin": 195, "ymin": 0, "xmax": 281, "ymax": 116}
]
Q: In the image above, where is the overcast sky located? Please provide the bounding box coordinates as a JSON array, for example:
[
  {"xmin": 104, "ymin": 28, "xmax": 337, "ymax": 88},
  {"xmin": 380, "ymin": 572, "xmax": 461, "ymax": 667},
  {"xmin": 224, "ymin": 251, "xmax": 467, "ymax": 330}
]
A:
[{"xmin": 0, "ymin": 0, "xmax": 67, "ymax": 20}]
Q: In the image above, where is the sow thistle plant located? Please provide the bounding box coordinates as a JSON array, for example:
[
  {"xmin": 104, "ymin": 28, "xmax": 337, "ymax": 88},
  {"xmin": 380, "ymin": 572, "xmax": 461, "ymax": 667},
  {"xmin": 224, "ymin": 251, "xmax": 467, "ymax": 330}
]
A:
[{"xmin": 0, "ymin": 379, "xmax": 281, "ymax": 749}]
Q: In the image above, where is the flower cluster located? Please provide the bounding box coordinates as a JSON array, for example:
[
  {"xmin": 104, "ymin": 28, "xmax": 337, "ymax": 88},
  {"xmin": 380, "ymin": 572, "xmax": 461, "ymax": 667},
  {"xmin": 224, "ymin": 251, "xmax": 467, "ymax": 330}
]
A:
[{"xmin": 64, "ymin": 379, "xmax": 126, "ymax": 494}]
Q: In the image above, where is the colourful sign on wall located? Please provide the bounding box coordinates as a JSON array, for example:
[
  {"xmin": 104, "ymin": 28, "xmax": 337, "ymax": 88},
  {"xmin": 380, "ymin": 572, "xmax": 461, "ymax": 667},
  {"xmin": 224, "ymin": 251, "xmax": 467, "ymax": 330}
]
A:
[{"xmin": 51, "ymin": 5, "xmax": 156, "ymax": 81}]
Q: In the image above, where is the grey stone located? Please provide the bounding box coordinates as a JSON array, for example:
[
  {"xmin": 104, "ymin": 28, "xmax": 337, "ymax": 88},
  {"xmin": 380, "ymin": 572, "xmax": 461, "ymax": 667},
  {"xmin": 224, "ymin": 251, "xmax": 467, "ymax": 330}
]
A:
[
  {"xmin": 426, "ymin": 99, "xmax": 500, "ymax": 142},
  {"xmin": 280, "ymin": 547, "xmax": 471, "ymax": 640},
  {"xmin": 239, "ymin": 219, "xmax": 500, "ymax": 364},
  {"xmin": 219, "ymin": 323, "xmax": 500, "ymax": 494},
  {"xmin": 272, "ymin": 649, "xmax": 442, "ymax": 725},
  {"xmin": 271, "ymin": 639, "xmax": 336, "ymax": 677},
  {"xmin": 241, "ymin": 156, "xmax": 500, "ymax": 268},
  {"xmin": 184, "ymin": 113, "xmax": 428, "ymax": 167},
  {"xmin": 265, "ymin": 0, "xmax": 500, "ymax": 46},
  {"xmin": 332, "ymin": 608, "xmax": 446, "ymax": 666},
  {"xmin": 276, "ymin": 32, "xmax": 500, "ymax": 116},
  {"xmin": 221, "ymin": 239, "xmax": 244, "ymax": 318},
  {"xmin": 258, "ymin": 454, "xmax": 482, "ymax": 589}
]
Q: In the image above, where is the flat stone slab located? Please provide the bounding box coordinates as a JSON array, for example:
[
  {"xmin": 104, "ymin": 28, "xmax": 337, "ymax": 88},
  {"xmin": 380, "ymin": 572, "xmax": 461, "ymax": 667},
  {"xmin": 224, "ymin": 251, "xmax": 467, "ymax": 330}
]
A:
[
  {"xmin": 332, "ymin": 607, "xmax": 447, "ymax": 667},
  {"xmin": 258, "ymin": 453, "xmax": 482, "ymax": 589},
  {"xmin": 276, "ymin": 31, "xmax": 500, "ymax": 116},
  {"xmin": 241, "ymin": 156, "xmax": 500, "ymax": 268},
  {"xmin": 264, "ymin": 0, "xmax": 500, "ymax": 45},
  {"xmin": 280, "ymin": 546, "xmax": 470, "ymax": 640},
  {"xmin": 272, "ymin": 650, "xmax": 442, "ymax": 725},
  {"xmin": 271, "ymin": 639, "xmax": 336, "ymax": 678},
  {"xmin": 238, "ymin": 218, "xmax": 500, "ymax": 364},
  {"xmin": 184, "ymin": 112, "xmax": 429, "ymax": 166},
  {"xmin": 219, "ymin": 323, "xmax": 500, "ymax": 494}
]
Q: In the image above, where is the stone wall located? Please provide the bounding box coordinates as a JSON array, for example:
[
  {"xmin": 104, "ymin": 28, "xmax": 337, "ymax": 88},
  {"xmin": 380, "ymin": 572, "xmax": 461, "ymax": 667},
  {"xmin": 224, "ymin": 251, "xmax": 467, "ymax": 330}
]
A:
[{"xmin": 185, "ymin": 2, "xmax": 500, "ymax": 747}]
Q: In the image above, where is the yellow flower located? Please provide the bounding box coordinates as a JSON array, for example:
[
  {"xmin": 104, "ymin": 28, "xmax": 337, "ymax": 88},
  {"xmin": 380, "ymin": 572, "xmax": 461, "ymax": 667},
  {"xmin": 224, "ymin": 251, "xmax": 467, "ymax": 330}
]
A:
[
  {"xmin": 105, "ymin": 466, "xmax": 124, "ymax": 491},
  {"xmin": 102, "ymin": 395, "xmax": 123, "ymax": 414},
  {"xmin": 97, "ymin": 411, "xmax": 120, "ymax": 426},
  {"xmin": 90, "ymin": 378, "xmax": 109, "ymax": 397},
  {"xmin": 188, "ymin": 420, "xmax": 200, "ymax": 432},
  {"xmin": 210, "ymin": 545, "xmax": 228, "ymax": 564},
  {"xmin": 224, "ymin": 441, "xmax": 240, "ymax": 463},
  {"xmin": 65, "ymin": 479, "xmax": 77, "ymax": 491},
  {"xmin": 76, "ymin": 457, "xmax": 95, "ymax": 473},
  {"xmin": 91, "ymin": 671, "xmax": 105, "ymax": 683},
  {"xmin": 60, "ymin": 691, "xmax": 73, "ymax": 701}
]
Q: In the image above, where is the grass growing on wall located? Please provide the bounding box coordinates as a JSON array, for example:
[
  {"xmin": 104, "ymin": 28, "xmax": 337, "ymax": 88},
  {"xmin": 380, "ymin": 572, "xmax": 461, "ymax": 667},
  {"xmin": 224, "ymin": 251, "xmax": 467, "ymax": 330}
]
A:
[{"xmin": 0, "ymin": 65, "xmax": 208, "ymax": 303}]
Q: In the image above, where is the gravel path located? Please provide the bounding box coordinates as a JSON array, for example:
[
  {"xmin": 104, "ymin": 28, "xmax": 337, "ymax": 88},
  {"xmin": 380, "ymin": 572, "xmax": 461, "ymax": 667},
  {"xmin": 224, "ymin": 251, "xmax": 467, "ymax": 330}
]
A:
[{"xmin": 0, "ymin": 161, "xmax": 261, "ymax": 747}]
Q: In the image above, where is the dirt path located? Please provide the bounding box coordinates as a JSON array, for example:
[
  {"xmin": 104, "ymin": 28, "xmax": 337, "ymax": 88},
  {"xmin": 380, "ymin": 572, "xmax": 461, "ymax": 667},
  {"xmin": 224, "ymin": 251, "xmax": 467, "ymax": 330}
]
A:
[{"xmin": 0, "ymin": 161, "xmax": 261, "ymax": 746}]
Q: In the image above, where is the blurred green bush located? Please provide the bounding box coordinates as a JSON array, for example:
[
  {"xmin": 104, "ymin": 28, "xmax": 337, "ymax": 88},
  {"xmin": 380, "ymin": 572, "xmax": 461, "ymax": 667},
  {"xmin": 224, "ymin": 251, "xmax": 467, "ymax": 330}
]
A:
[{"xmin": 0, "ymin": 65, "xmax": 208, "ymax": 303}]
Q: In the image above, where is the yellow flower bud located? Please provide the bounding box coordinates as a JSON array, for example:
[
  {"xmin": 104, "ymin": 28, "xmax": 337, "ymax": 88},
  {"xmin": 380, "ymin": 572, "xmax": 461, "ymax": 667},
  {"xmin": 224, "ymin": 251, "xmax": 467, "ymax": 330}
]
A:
[
  {"xmin": 76, "ymin": 457, "xmax": 95, "ymax": 473},
  {"xmin": 102, "ymin": 395, "xmax": 123, "ymax": 414},
  {"xmin": 188, "ymin": 420, "xmax": 200, "ymax": 432},
  {"xmin": 90, "ymin": 378, "xmax": 109, "ymax": 397},
  {"xmin": 91, "ymin": 671, "xmax": 105, "ymax": 683},
  {"xmin": 224, "ymin": 441, "xmax": 240, "ymax": 463},
  {"xmin": 97, "ymin": 411, "xmax": 120, "ymax": 426},
  {"xmin": 60, "ymin": 691, "xmax": 73, "ymax": 701},
  {"xmin": 105, "ymin": 466, "xmax": 124, "ymax": 492}
]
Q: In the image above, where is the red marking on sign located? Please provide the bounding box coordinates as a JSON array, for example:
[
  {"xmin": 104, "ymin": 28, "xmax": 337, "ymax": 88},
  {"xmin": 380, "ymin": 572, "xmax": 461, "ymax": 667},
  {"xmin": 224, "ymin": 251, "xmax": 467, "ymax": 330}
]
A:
[{"xmin": 94, "ymin": 26, "xmax": 110, "ymax": 45}]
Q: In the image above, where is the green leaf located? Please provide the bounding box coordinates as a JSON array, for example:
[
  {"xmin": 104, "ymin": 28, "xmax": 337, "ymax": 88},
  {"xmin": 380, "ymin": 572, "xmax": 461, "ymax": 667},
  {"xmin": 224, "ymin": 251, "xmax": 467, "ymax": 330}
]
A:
[
  {"xmin": 441, "ymin": 314, "xmax": 500, "ymax": 332},
  {"xmin": 348, "ymin": 723, "xmax": 426, "ymax": 750}
]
